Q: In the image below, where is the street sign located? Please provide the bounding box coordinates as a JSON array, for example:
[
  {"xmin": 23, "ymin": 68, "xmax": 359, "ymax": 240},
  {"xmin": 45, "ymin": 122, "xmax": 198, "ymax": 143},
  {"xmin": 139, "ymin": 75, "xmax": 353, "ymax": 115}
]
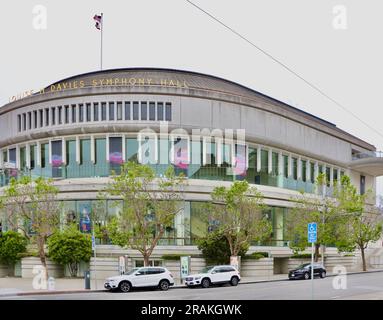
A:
[
  {"xmin": 91, "ymin": 235, "xmax": 96, "ymax": 250},
  {"xmin": 308, "ymin": 222, "xmax": 317, "ymax": 243}
]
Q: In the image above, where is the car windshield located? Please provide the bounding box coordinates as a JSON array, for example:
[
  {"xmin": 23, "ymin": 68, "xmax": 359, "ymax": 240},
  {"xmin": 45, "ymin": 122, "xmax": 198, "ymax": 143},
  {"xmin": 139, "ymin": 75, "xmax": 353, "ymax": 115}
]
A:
[
  {"xmin": 200, "ymin": 266, "xmax": 215, "ymax": 274},
  {"xmin": 125, "ymin": 268, "xmax": 139, "ymax": 275}
]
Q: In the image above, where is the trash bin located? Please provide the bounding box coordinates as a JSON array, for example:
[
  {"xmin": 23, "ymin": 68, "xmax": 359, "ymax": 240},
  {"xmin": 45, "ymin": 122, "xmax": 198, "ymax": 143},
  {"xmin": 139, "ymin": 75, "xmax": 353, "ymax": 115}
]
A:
[{"xmin": 84, "ymin": 271, "xmax": 91, "ymax": 289}]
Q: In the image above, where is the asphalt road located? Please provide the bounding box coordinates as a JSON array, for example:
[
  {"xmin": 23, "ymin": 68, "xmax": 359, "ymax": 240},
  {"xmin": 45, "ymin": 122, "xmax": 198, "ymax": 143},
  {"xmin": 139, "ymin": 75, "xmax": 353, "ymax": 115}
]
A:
[{"xmin": 2, "ymin": 272, "xmax": 383, "ymax": 300}]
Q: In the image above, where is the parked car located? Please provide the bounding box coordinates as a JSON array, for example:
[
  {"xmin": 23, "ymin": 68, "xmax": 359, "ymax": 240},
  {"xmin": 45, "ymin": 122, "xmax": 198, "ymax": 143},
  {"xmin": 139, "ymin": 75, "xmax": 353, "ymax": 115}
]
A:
[
  {"xmin": 288, "ymin": 263, "xmax": 326, "ymax": 280},
  {"xmin": 104, "ymin": 267, "xmax": 174, "ymax": 292},
  {"xmin": 185, "ymin": 265, "xmax": 241, "ymax": 288}
]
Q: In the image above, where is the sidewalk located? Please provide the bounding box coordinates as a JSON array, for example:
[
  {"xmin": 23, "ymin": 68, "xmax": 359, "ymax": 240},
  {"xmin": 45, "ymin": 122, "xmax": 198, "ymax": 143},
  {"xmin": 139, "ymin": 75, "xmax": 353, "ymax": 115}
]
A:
[{"xmin": 1, "ymin": 269, "xmax": 382, "ymax": 297}]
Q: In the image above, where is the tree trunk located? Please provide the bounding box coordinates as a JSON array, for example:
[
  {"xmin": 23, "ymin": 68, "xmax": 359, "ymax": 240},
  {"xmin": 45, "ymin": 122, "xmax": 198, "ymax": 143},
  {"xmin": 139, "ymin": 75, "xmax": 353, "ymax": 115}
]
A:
[
  {"xmin": 143, "ymin": 253, "xmax": 150, "ymax": 267},
  {"xmin": 314, "ymin": 244, "xmax": 320, "ymax": 262},
  {"xmin": 361, "ymin": 247, "xmax": 367, "ymax": 271},
  {"xmin": 7, "ymin": 263, "xmax": 14, "ymax": 277},
  {"xmin": 69, "ymin": 262, "xmax": 78, "ymax": 277},
  {"xmin": 37, "ymin": 237, "xmax": 48, "ymax": 281}
]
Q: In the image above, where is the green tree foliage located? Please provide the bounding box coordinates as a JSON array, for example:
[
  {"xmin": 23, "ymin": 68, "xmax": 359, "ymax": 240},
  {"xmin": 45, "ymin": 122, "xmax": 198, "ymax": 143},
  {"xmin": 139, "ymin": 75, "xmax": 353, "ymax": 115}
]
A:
[
  {"xmin": 287, "ymin": 174, "xmax": 383, "ymax": 269},
  {"xmin": 209, "ymin": 180, "xmax": 272, "ymax": 257},
  {"xmin": 106, "ymin": 162, "xmax": 187, "ymax": 266},
  {"xmin": 197, "ymin": 230, "xmax": 249, "ymax": 265},
  {"xmin": 0, "ymin": 231, "xmax": 27, "ymax": 275},
  {"xmin": 0, "ymin": 176, "xmax": 60, "ymax": 279},
  {"xmin": 48, "ymin": 225, "xmax": 92, "ymax": 277}
]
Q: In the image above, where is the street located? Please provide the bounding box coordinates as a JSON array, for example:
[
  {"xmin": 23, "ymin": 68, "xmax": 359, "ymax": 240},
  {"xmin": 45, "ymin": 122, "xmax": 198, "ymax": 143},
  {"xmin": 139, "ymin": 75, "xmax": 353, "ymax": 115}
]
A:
[{"xmin": 2, "ymin": 272, "xmax": 383, "ymax": 300}]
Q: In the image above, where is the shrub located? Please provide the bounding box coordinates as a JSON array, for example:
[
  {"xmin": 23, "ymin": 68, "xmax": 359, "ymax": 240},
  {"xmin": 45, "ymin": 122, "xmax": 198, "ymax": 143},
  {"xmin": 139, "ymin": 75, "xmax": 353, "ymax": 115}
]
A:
[
  {"xmin": 242, "ymin": 252, "xmax": 269, "ymax": 260},
  {"xmin": 0, "ymin": 231, "xmax": 28, "ymax": 265},
  {"xmin": 290, "ymin": 253, "xmax": 321, "ymax": 259},
  {"xmin": 197, "ymin": 231, "xmax": 249, "ymax": 265},
  {"xmin": 48, "ymin": 225, "xmax": 92, "ymax": 277}
]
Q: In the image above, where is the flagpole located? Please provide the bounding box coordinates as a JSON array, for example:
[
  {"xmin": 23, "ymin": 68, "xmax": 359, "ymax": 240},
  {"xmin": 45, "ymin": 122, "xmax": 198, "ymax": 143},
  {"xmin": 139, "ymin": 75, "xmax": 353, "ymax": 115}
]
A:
[{"xmin": 100, "ymin": 13, "xmax": 103, "ymax": 70}]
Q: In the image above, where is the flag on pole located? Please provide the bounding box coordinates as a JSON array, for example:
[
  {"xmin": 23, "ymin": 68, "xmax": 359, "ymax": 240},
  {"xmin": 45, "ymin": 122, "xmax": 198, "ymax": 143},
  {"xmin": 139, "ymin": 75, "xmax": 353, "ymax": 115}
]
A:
[{"xmin": 93, "ymin": 14, "xmax": 102, "ymax": 30}]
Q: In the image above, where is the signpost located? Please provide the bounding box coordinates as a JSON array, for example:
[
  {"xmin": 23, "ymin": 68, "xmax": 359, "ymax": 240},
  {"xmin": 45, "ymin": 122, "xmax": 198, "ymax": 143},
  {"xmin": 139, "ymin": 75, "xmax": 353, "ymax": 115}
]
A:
[{"xmin": 308, "ymin": 222, "xmax": 317, "ymax": 300}]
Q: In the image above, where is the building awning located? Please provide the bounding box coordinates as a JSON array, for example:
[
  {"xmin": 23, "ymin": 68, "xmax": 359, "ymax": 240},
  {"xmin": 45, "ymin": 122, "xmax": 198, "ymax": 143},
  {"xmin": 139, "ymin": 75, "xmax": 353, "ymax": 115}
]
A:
[{"xmin": 349, "ymin": 157, "xmax": 383, "ymax": 176}]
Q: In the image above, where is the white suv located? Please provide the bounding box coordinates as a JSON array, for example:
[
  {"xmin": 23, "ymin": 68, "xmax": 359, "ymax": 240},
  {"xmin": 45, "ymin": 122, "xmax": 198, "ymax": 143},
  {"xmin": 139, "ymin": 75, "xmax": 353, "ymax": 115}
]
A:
[
  {"xmin": 104, "ymin": 267, "xmax": 174, "ymax": 292},
  {"xmin": 185, "ymin": 265, "xmax": 240, "ymax": 288}
]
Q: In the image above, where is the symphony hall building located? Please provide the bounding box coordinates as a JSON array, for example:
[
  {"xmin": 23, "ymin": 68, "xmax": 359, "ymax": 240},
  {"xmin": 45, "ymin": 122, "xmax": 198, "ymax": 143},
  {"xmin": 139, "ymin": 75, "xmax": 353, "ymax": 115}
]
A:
[{"xmin": 1, "ymin": 68, "xmax": 382, "ymax": 267}]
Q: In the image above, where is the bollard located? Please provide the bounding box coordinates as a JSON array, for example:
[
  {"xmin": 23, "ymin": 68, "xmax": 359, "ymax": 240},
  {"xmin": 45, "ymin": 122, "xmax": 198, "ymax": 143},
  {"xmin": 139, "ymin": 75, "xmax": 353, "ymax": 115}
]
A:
[{"xmin": 84, "ymin": 271, "xmax": 91, "ymax": 289}]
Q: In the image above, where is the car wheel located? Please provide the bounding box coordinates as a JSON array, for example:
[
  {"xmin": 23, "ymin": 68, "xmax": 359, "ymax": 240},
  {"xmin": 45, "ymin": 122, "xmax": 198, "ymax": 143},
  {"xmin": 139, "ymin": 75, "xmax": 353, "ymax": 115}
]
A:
[
  {"xmin": 304, "ymin": 272, "xmax": 310, "ymax": 280},
  {"xmin": 230, "ymin": 276, "xmax": 239, "ymax": 286},
  {"xmin": 119, "ymin": 281, "xmax": 131, "ymax": 293},
  {"xmin": 320, "ymin": 271, "xmax": 326, "ymax": 278},
  {"xmin": 201, "ymin": 278, "xmax": 210, "ymax": 288},
  {"xmin": 159, "ymin": 280, "xmax": 170, "ymax": 291}
]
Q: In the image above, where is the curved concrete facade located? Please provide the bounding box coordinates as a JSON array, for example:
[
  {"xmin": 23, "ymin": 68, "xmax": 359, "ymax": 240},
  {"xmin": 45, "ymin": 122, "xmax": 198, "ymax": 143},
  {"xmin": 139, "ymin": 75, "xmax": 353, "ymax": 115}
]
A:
[{"xmin": 0, "ymin": 68, "xmax": 378, "ymax": 258}]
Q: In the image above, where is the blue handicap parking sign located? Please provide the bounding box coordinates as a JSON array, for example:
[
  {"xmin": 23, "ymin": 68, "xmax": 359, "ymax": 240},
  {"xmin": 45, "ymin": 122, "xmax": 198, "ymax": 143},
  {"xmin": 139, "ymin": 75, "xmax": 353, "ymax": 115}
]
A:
[{"xmin": 308, "ymin": 222, "xmax": 317, "ymax": 243}]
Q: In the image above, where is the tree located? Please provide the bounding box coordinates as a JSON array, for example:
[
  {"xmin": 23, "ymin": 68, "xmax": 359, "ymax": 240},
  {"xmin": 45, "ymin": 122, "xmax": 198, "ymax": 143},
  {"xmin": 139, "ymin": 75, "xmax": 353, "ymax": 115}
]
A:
[
  {"xmin": 335, "ymin": 176, "xmax": 383, "ymax": 271},
  {"xmin": 197, "ymin": 230, "xmax": 249, "ymax": 265},
  {"xmin": 0, "ymin": 231, "xmax": 27, "ymax": 275},
  {"xmin": 48, "ymin": 225, "xmax": 92, "ymax": 277},
  {"xmin": 0, "ymin": 176, "xmax": 60, "ymax": 280},
  {"xmin": 286, "ymin": 173, "xmax": 348, "ymax": 261},
  {"xmin": 106, "ymin": 162, "xmax": 186, "ymax": 266},
  {"xmin": 209, "ymin": 181, "xmax": 272, "ymax": 257}
]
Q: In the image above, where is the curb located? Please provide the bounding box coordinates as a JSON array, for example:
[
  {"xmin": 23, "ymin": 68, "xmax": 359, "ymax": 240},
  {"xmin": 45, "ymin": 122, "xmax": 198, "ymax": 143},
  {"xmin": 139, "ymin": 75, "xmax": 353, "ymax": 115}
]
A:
[{"xmin": 1, "ymin": 269, "xmax": 382, "ymax": 297}]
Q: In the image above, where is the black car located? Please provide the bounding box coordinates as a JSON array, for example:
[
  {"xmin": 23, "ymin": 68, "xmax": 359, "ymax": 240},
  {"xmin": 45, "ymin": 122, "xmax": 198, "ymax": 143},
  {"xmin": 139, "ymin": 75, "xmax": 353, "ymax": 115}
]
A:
[{"xmin": 288, "ymin": 263, "xmax": 326, "ymax": 280}]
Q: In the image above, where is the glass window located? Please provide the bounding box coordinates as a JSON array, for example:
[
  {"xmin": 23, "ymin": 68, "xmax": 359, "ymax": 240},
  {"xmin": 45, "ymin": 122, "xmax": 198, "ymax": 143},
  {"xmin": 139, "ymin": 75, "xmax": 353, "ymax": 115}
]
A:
[
  {"xmin": 95, "ymin": 138, "xmax": 108, "ymax": 177},
  {"xmin": 109, "ymin": 102, "xmax": 115, "ymax": 120},
  {"xmin": 51, "ymin": 107, "xmax": 56, "ymax": 125},
  {"xmin": 33, "ymin": 111, "xmax": 38, "ymax": 129},
  {"xmin": 302, "ymin": 160, "xmax": 306, "ymax": 182},
  {"xmin": 101, "ymin": 102, "xmax": 107, "ymax": 121},
  {"xmin": 157, "ymin": 102, "xmax": 164, "ymax": 121},
  {"xmin": 64, "ymin": 106, "xmax": 69, "ymax": 124},
  {"xmin": 41, "ymin": 143, "xmax": 48, "ymax": 168},
  {"xmin": 310, "ymin": 162, "xmax": 315, "ymax": 183},
  {"xmin": 246, "ymin": 147, "xmax": 256, "ymax": 184},
  {"xmin": 292, "ymin": 157, "xmax": 298, "ymax": 180},
  {"xmin": 23, "ymin": 113, "xmax": 26, "ymax": 131},
  {"xmin": 45, "ymin": 109, "xmax": 49, "ymax": 126},
  {"xmin": 141, "ymin": 102, "xmax": 147, "ymax": 120},
  {"xmin": 80, "ymin": 139, "xmax": 91, "ymax": 164},
  {"xmin": 71, "ymin": 105, "xmax": 77, "ymax": 123},
  {"xmin": 272, "ymin": 152, "xmax": 278, "ymax": 176},
  {"xmin": 9, "ymin": 148, "xmax": 16, "ymax": 164},
  {"xmin": 326, "ymin": 167, "xmax": 331, "ymax": 186},
  {"xmin": 17, "ymin": 115, "xmax": 21, "ymax": 132},
  {"xmin": 126, "ymin": 138, "xmax": 138, "ymax": 163},
  {"xmin": 30, "ymin": 145, "xmax": 36, "ymax": 170},
  {"xmin": 58, "ymin": 106, "xmax": 62, "ymax": 124},
  {"xmin": 20, "ymin": 147, "xmax": 26, "ymax": 170},
  {"xmin": 93, "ymin": 103, "xmax": 99, "ymax": 121},
  {"xmin": 51, "ymin": 140, "xmax": 63, "ymax": 178},
  {"xmin": 28, "ymin": 112, "xmax": 32, "ymax": 129},
  {"xmin": 124, "ymin": 102, "xmax": 131, "ymax": 120},
  {"xmin": 149, "ymin": 102, "xmax": 155, "ymax": 120},
  {"xmin": 39, "ymin": 109, "xmax": 43, "ymax": 127},
  {"xmin": 283, "ymin": 155, "xmax": 288, "ymax": 178},
  {"xmin": 109, "ymin": 137, "xmax": 123, "ymax": 164},
  {"xmin": 133, "ymin": 102, "xmax": 139, "ymax": 120},
  {"xmin": 117, "ymin": 102, "xmax": 122, "ymax": 120},
  {"xmin": 86, "ymin": 103, "xmax": 91, "ymax": 122},
  {"xmin": 165, "ymin": 103, "xmax": 172, "ymax": 121},
  {"xmin": 79, "ymin": 104, "xmax": 84, "ymax": 122},
  {"xmin": 333, "ymin": 169, "xmax": 338, "ymax": 184},
  {"xmin": 66, "ymin": 140, "xmax": 76, "ymax": 166}
]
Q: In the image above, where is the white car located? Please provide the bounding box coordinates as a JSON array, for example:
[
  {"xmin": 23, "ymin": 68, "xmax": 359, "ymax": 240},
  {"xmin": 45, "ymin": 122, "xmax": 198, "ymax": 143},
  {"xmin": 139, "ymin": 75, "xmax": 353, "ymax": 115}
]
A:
[
  {"xmin": 104, "ymin": 267, "xmax": 174, "ymax": 292},
  {"xmin": 185, "ymin": 265, "xmax": 241, "ymax": 288}
]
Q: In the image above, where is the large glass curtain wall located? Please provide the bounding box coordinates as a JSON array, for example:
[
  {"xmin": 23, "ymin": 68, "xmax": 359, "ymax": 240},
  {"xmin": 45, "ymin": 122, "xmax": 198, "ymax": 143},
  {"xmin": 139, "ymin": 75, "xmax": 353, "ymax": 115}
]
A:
[{"xmin": 0, "ymin": 135, "xmax": 337, "ymax": 194}]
